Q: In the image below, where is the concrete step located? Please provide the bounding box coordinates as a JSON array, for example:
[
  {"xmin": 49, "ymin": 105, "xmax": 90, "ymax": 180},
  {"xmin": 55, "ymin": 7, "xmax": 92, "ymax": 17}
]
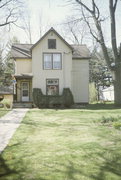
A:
[{"xmin": 13, "ymin": 102, "xmax": 33, "ymax": 108}]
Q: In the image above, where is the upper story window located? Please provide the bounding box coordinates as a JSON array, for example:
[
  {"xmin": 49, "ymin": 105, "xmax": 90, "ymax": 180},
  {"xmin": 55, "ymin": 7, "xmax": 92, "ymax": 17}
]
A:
[
  {"xmin": 43, "ymin": 53, "xmax": 62, "ymax": 70},
  {"xmin": 48, "ymin": 39, "xmax": 56, "ymax": 49}
]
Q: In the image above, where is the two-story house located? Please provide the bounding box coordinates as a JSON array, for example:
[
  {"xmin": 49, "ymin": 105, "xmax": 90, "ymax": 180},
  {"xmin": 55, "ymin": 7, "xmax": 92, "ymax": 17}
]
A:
[{"xmin": 11, "ymin": 27, "xmax": 90, "ymax": 107}]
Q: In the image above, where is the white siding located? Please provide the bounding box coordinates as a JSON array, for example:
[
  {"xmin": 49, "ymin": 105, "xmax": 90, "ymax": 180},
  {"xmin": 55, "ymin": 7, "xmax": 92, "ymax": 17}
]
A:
[
  {"xmin": 32, "ymin": 31, "xmax": 72, "ymax": 95},
  {"xmin": 15, "ymin": 59, "xmax": 32, "ymax": 74},
  {"xmin": 72, "ymin": 59, "xmax": 89, "ymax": 103}
]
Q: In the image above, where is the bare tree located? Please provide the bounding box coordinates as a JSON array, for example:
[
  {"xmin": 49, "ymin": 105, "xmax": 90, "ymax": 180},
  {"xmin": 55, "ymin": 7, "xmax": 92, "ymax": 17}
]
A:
[
  {"xmin": 61, "ymin": 16, "xmax": 89, "ymax": 44},
  {"xmin": 0, "ymin": 0, "xmax": 24, "ymax": 29},
  {"xmin": 38, "ymin": 12, "xmax": 43, "ymax": 38},
  {"xmin": 72, "ymin": 0, "xmax": 121, "ymax": 105},
  {"xmin": 22, "ymin": 15, "xmax": 32, "ymax": 44}
]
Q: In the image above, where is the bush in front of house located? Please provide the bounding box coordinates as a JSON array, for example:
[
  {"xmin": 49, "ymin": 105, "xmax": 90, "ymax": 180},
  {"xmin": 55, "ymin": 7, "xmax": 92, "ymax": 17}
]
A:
[
  {"xmin": 33, "ymin": 88, "xmax": 43, "ymax": 107},
  {"xmin": 33, "ymin": 88, "xmax": 74, "ymax": 108},
  {"xmin": 0, "ymin": 99, "xmax": 11, "ymax": 109},
  {"xmin": 62, "ymin": 88, "xmax": 74, "ymax": 107}
]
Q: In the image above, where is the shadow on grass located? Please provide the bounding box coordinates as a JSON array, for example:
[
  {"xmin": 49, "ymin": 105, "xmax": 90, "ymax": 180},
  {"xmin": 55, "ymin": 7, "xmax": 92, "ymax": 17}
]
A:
[
  {"xmin": 47, "ymin": 103, "xmax": 121, "ymax": 111},
  {"xmin": 1, "ymin": 145, "xmax": 121, "ymax": 180},
  {"xmin": 0, "ymin": 144, "xmax": 47, "ymax": 180},
  {"xmin": 86, "ymin": 103, "xmax": 121, "ymax": 110},
  {"xmin": 0, "ymin": 155, "xmax": 17, "ymax": 178},
  {"xmin": 0, "ymin": 152, "xmax": 46, "ymax": 180},
  {"xmin": 89, "ymin": 150, "xmax": 121, "ymax": 179},
  {"xmin": 63, "ymin": 148, "xmax": 121, "ymax": 180}
]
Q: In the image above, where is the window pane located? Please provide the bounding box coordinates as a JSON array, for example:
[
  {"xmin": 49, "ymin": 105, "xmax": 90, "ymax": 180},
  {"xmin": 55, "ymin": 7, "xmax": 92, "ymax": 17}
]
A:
[
  {"xmin": 48, "ymin": 39, "xmax": 56, "ymax": 49},
  {"xmin": 44, "ymin": 54, "xmax": 52, "ymax": 69},
  {"xmin": 22, "ymin": 82, "xmax": 28, "ymax": 90},
  {"xmin": 47, "ymin": 79, "xmax": 59, "ymax": 85},
  {"xmin": 47, "ymin": 85, "xmax": 58, "ymax": 95},
  {"xmin": 53, "ymin": 54, "xmax": 61, "ymax": 69},
  {"xmin": 23, "ymin": 90, "xmax": 28, "ymax": 96}
]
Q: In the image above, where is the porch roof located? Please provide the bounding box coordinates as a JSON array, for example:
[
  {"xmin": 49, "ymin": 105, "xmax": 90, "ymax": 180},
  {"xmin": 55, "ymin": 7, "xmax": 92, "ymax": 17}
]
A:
[
  {"xmin": 0, "ymin": 86, "xmax": 13, "ymax": 95},
  {"xmin": 14, "ymin": 73, "xmax": 33, "ymax": 79}
]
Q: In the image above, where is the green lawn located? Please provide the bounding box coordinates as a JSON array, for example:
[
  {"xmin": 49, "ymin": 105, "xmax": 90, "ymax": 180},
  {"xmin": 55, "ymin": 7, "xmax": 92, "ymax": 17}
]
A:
[
  {"xmin": 0, "ymin": 108, "xmax": 10, "ymax": 118},
  {"xmin": 1, "ymin": 105, "xmax": 121, "ymax": 180}
]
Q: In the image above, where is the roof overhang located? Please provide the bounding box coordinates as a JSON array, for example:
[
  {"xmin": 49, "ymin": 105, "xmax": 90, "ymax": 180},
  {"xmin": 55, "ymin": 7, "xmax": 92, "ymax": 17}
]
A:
[
  {"xmin": 0, "ymin": 92, "xmax": 13, "ymax": 95},
  {"xmin": 13, "ymin": 57, "xmax": 32, "ymax": 59},
  {"xmin": 72, "ymin": 57, "xmax": 91, "ymax": 60},
  {"xmin": 14, "ymin": 74, "xmax": 33, "ymax": 79}
]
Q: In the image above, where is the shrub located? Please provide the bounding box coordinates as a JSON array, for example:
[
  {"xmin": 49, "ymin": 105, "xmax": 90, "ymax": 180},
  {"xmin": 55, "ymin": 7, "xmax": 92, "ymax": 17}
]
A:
[
  {"xmin": 33, "ymin": 88, "xmax": 43, "ymax": 107},
  {"xmin": 1, "ymin": 99, "xmax": 11, "ymax": 109},
  {"xmin": 89, "ymin": 83, "xmax": 98, "ymax": 103},
  {"xmin": 100, "ymin": 116, "xmax": 118, "ymax": 124},
  {"xmin": 33, "ymin": 88, "xmax": 74, "ymax": 108},
  {"xmin": 113, "ymin": 122, "xmax": 121, "ymax": 130},
  {"xmin": 95, "ymin": 115, "xmax": 121, "ymax": 130},
  {"xmin": 62, "ymin": 88, "xmax": 74, "ymax": 107}
]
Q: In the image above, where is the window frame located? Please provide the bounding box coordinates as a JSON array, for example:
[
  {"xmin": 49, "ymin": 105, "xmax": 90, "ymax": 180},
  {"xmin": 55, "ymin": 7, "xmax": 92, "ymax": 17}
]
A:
[
  {"xmin": 43, "ymin": 53, "xmax": 62, "ymax": 70},
  {"xmin": 46, "ymin": 78, "xmax": 59, "ymax": 95}
]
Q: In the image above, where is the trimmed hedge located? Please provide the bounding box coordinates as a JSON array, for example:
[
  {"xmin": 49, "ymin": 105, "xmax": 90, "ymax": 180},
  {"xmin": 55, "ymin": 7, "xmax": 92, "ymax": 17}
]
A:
[{"xmin": 33, "ymin": 88, "xmax": 74, "ymax": 108}]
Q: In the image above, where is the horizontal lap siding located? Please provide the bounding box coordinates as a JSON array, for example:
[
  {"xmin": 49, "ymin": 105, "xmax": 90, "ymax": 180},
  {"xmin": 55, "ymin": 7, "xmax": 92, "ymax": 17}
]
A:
[
  {"xmin": 32, "ymin": 32, "xmax": 72, "ymax": 95},
  {"xmin": 16, "ymin": 59, "xmax": 32, "ymax": 74},
  {"xmin": 72, "ymin": 60, "xmax": 89, "ymax": 103}
]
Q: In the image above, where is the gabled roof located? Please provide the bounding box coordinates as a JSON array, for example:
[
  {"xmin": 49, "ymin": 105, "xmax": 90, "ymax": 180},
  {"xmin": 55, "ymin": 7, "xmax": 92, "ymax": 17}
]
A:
[
  {"xmin": 31, "ymin": 27, "xmax": 73, "ymax": 51},
  {"xmin": 11, "ymin": 27, "xmax": 91, "ymax": 60},
  {"xmin": 72, "ymin": 45, "xmax": 90, "ymax": 59},
  {"xmin": 11, "ymin": 44, "xmax": 33, "ymax": 59}
]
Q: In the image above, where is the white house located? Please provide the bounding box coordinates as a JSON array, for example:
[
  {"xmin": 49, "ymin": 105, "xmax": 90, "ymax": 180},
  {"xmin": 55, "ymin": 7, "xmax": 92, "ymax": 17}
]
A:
[{"xmin": 11, "ymin": 27, "xmax": 90, "ymax": 107}]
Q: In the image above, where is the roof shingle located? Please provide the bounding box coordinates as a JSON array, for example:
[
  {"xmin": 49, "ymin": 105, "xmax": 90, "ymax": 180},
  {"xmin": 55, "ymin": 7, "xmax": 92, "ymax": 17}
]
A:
[
  {"xmin": 11, "ymin": 44, "xmax": 33, "ymax": 59},
  {"xmin": 11, "ymin": 28, "xmax": 90, "ymax": 60}
]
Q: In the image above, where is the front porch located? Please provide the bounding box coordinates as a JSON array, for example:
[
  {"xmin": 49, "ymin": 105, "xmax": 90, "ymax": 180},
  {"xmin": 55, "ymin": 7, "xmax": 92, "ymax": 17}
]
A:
[{"xmin": 13, "ymin": 74, "xmax": 33, "ymax": 108}]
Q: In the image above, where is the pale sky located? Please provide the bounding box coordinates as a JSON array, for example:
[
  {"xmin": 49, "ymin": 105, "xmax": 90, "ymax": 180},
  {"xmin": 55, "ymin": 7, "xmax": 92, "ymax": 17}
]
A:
[
  {"xmin": 11, "ymin": 0, "xmax": 74, "ymax": 44},
  {"xmin": 5, "ymin": 0, "xmax": 121, "ymax": 48}
]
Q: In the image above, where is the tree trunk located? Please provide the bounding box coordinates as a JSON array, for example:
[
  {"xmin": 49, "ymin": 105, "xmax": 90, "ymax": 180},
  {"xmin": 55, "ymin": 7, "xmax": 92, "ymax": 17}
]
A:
[{"xmin": 114, "ymin": 65, "xmax": 121, "ymax": 105}]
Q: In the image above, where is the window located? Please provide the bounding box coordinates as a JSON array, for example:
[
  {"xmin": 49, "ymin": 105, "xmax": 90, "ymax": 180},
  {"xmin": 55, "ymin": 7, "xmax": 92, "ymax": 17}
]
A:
[
  {"xmin": 53, "ymin": 54, "xmax": 61, "ymax": 69},
  {"xmin": 46, "ymin": 79, "xmax": 59, "ymax": 95},
  {"xmin": 43, "ymin": 54, "xmax": 52, "ymax": 69},
  {"xmin": 22, "ymin": 82, "xmax": 29, "ymax": 97},
  {"xmin": 48, "ymin": 39, "xmax": 56, "ymax": 49},
  {"xmin": 43, "ymin": 53, "xmax": 62, "ymax": 70}
]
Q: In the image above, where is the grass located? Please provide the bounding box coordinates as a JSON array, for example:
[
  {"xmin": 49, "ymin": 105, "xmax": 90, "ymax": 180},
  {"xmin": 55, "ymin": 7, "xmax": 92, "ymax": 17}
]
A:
[
  {"xmin": 1, "ymin": 104, "xmax": 121, "ymax": 180},
  {"xmin": 0, "ymin": 108, "xmax": 10, "ymax": 118}
]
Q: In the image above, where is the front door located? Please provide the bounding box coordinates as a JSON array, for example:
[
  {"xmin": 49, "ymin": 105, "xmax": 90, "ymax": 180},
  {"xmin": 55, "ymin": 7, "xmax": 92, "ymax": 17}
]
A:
[{"xmin": 21, "ymin": 82, "xmax": 29, "ymax": 102}]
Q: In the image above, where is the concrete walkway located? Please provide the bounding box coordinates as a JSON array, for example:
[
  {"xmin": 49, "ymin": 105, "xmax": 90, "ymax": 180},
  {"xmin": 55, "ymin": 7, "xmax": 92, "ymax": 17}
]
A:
[{"xmin": 0, "ymin": 108, "xmax": 28, "ymax": 153}]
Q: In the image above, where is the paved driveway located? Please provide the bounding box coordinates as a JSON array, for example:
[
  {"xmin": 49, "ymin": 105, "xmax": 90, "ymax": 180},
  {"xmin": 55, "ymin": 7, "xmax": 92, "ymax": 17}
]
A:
[{"xmin": 0, "ymin": 108, "xmax": 28, "ymax": 153}]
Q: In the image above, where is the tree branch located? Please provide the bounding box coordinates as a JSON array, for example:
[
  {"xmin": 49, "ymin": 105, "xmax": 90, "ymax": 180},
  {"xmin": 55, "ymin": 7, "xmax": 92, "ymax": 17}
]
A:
[
  {"xmin": 75, "ymin": 0, "xmax": 93, "ymax": 14},
  {"xmin": 81, "ymin": 7, "xmax": 100, "ymax": 43},
  {"xmin": 0, "ymin": 0, "xmax": 12, "ymax": 9},
  {"xmin": 0, "ymin": 19, "xmax": 17, "ymax": 27},
  {"xmin": 113, "ymin": 0, "xmax": 118, "ymax": 12},
  {"xmin": 61, "ymin": 18, "xmax": 83, "ymax": 25},
  {"xmin": 93, "ymin": 0, "xmax": 100, "ymax": 19},
  {"xmin": 77, "ymin": 0, "xmax": 111, "ymax": 69},
  {"xmin": 69, "ymin": 25, "xmax": 79, "ymax": 44},
  {"xmin": 109, "ymin": 0, "xmax": 118, "ymax": 60},
  {"xmin": 0, "ymin": 7, "xmax": 18, "ymax": 27}
]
